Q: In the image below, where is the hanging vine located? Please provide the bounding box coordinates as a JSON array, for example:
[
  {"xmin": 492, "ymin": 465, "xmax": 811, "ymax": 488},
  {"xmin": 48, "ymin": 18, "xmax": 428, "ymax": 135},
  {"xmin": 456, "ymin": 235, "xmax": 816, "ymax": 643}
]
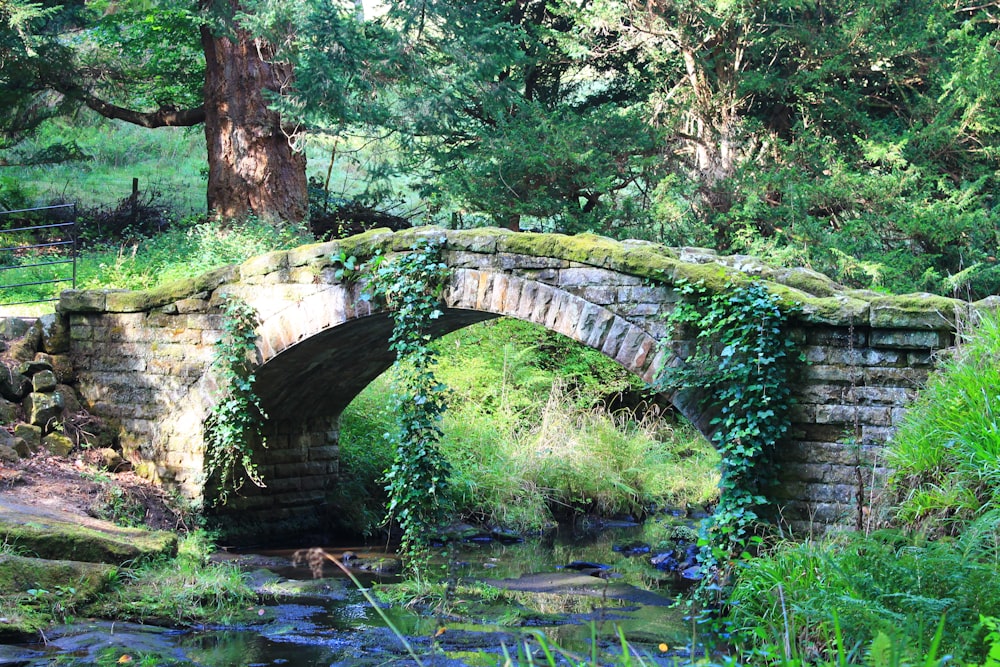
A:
[
  {"xmin": 361, "ymin": 236, "xmax": 452, "ymax": 576},
  {"xmin": 653, "ymin": 279, "xmax": 801, "ymax": 592},
  {"xmin": 204, "ymin": 296, "xmax": 268, "ymax": 506}
]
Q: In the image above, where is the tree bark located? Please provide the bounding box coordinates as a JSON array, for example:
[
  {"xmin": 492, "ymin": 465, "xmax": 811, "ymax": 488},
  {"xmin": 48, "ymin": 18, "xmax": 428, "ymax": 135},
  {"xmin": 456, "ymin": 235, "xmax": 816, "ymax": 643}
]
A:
[{"xmin": 200, "ymin": 3, "xmax": 307, "ymax": 225}]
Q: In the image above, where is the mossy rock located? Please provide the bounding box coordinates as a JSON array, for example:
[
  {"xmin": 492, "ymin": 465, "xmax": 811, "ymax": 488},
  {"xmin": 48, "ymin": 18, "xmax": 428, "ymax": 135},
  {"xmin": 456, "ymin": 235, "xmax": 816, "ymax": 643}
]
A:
[
  {"xmin": 0, "ymin": 498, "xmax": 177, "ymax": 565},
  {"xmin": 0, "ymin": 554, "xmax": 116, "ymax": 641}
]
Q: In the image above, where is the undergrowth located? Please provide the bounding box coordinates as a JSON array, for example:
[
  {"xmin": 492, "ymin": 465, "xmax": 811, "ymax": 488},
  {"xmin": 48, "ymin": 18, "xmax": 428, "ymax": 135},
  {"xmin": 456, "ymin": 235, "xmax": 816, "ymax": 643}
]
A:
[
  {"xmin": 87, "ymin": 531, "xmax": 255, "ymax": 626},
  {"xmin": 727, "ymin": 512, "xmax": 1000, "ymax": 664},
  {"xmin": 336, "ymin": 318, "xmax": 719, "ymax": 537},
  {"xmin": 889, "ymin": 310, "xmax": 1000, "ymax": 530}
]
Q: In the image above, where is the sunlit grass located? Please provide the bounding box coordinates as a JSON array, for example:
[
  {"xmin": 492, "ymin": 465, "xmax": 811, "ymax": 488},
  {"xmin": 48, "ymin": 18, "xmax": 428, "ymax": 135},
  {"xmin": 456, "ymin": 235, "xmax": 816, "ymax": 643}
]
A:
[
  {"xmin": 889, "ymin": 311, "xmax": 1000, "ymax": 529},
  {"xmin": 87, "ymin": 531, "xmax": 255, "ymax": 626},
  {"xmin": 338, "ymin": 319, "xmax": 720, "ymax": 536}
]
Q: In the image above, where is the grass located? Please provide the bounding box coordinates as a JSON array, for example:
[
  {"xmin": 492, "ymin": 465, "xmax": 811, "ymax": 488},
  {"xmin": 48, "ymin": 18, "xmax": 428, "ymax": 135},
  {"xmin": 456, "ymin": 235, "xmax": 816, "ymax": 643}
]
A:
[
  {"xmin": 86, "ymin": 531, "xmax": 256, "ymax": 626},
  {"xmin": 337, "ymin": 318, "xmax": 720, "ymax": 537},
  {"xmin": 888, "ymin": 311, "xmax": 1000, "ymax": 530},
  {"xmin": 723, "ymin": 503, "xmax": 1000, "ymax": 664},
  {"xmin": 5, "ymin": 112, "xmax": 207, "ymax": 216},
  {"xmin": 0, "ymin": 214, "xmax": 314, "ymax": 311}
]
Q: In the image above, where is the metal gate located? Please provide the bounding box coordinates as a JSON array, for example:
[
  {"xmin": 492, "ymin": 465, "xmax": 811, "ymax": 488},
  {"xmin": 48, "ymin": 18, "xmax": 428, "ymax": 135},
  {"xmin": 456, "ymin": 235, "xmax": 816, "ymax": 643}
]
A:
[{"xmin": 0, "ymin": 204, "xmax": 78, "ymax": 306}]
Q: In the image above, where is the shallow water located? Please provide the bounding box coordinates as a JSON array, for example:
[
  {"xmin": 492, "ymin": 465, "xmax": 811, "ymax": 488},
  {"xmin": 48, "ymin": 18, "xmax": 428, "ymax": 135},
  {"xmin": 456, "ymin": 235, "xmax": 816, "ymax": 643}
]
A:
[{"xmin": 14, "ymin": 517, "xmax": 705, "ymax": 666}]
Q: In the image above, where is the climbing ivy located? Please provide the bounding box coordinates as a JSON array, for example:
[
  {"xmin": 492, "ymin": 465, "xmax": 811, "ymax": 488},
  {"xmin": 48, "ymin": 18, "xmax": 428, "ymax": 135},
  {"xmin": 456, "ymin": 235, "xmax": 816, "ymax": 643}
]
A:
[
  {"xmin": 361, "ymin": 236, "xmax": 452, "ymax": 576},
  {"xmin": 653, "ymin": 280, "xmax": 800, "ymax": 592},
  {"xmin": 205, "ymin": 296, "xmax": 267, "ymax": 506}
]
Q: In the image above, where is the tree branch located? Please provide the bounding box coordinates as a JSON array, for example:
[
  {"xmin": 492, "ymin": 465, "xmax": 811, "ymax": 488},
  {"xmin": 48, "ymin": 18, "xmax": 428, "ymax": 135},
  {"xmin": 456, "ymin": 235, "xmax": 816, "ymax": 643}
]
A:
[{"xmin": 80, "ymin": 93, "xmax": 206, "ymax": 127}]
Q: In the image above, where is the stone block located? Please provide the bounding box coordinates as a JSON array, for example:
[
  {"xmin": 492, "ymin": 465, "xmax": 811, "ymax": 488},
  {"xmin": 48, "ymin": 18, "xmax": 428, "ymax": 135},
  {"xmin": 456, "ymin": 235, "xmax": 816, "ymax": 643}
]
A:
[
  {"xmin": 46, "ymin": 354, "xmax": 75, "ymax": 383},
  {"xmin": 0, "ymin": 443, "xmax": 18, "ymax": 463},
  {"xmin": 31, "ymin": 370, "xmax": 58, "ymax": 393},
  {"xmin": 0, "ymin": 398, "xmax": 19, "ymax": 424},
  {"xmin": 805, "ymin": 327, "xmax": 868, "ymax": 348},
  {"xmin": 43, "ymin": 432, "xmax": 74, "ymax": 457},
  {"xmin": 14, "ymin": 423, "xmax": 41, "ymax": 451},
  {"xmin": 59, "ymin": 289, "xmax": 111, "ymax": 312},
  {"xmin": 39, "ymin": 313, "xmax": 71, "ymax": 354},
  {"xmin": 25, "ymin": 391, "xmax": 64, "ymax": 428},
  {"xmin": 0, "ymin": 317, "xmax": 32, "ymax": 340},
  {"xmin": 869, "ymin": 329, "xmax": 947, "ymax": 350},
  {"xmin": 815, "ymin": 404, "xmax": 892, "ymax": 427},
  {"xmin": 869, "ymin": 294, "xmax": 961, "ymax": 330}
]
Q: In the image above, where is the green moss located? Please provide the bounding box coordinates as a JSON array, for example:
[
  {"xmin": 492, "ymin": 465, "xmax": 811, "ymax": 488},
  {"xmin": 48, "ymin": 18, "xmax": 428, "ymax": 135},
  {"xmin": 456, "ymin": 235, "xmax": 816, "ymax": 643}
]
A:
[
  {"xmin": 0, "ymin": 502, "xmax": 178, "ymax": 564},
  {"xmin": 95, "ymin": 265, "xmax": 237, "ymax": 313},
  {"xmin": 869, "ymin": 293, "xmax": 966, "ymax": 329},
  {"xmin": 0, "ymin": 554, "xmax": 115, "ymax": 597},
  {"xmin": 769, "ymin": 284, "xmax": 871, "ymax": 326}
]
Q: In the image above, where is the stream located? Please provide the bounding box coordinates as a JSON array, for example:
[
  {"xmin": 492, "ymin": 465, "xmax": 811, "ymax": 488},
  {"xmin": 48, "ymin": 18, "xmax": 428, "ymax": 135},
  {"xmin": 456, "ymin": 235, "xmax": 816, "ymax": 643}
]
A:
[{"xmin": 6, "ymin": 516, "xmax": 709, "ymax": 666}]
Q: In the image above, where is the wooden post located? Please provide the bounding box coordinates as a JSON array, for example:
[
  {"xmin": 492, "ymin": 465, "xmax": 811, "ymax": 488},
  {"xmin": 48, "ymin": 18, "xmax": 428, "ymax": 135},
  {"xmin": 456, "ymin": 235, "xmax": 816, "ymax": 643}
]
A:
[{"xmin": 130, "ymin": 177, "xmax": 139, "ymax": 225}]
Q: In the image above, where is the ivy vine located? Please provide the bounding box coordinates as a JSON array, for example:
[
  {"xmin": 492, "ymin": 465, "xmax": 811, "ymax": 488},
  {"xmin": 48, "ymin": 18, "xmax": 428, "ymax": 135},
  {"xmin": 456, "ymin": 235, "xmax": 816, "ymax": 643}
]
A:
[
  {"xmin": 361, "ymin": 236, "xmax": 452, "ymax": 576},
  {"xmin": 205, "ymin": 296, "xmax": 268, "ymax": 506},
  {"xmin": 653, "ymin": 280, "xmax": 800, "ymax": 590}
]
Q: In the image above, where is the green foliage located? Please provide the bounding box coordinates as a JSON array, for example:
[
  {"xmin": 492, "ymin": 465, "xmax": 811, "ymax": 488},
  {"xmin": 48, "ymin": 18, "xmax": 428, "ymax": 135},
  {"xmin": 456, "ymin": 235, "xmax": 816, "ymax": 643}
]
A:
[
  {"xmin": 204, "ymin": 297, "xmax": 267, "ymax": 507},
  {"xmin": 338, "ymin": 318, "xmax": 719, "ymax": 536},
  {"xmin": 361, "ymin": 236, "xmax": 452, "ymax": 575},
  {"xmin": 889, "ymin": 311, "xmax": 1000, "ymax": 530},
  {"xmin": 88, "ymin": 531, "xmax": 255, "ymax": 626},
  {"xmin": 727, "ymin": 513, "xmax": 1000, "ymax": 664},
  {"xmin": 76, "ymin": 216, "xmax": 311, "ymax": 291},
  {"xmin": 654, "ymin": 280, "xmax": 799, "ymax": 585}
]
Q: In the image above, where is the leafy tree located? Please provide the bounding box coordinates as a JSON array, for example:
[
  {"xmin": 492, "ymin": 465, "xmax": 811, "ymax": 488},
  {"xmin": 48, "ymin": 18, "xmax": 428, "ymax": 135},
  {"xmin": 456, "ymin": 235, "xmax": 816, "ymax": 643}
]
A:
[
  {"xmin": 1, "ymin": 0, "xmax": 358, "ymax": 223},
  {"xmin": 399, "ymin": 0, "xmax": 663, "ymax": 232}
]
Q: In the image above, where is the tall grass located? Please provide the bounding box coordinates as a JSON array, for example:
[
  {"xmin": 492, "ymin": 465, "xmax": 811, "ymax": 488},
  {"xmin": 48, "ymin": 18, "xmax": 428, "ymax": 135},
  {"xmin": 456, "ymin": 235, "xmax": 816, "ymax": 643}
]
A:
[
  {"xmin": 87, "ymin": 531, "xmax": 255, "ymax": 626},
  {"xmin": 337, "ymin": 319, "xmax": 720, "ymax": 536},
  {"xmin": 7, "ymin": 112, "xmax": 207, "ymax": 215},
  {"xmin": 889, "ymin": 311, "xmax": 1000, "ymax": 529},
  {"xmin": 0, "ymin": 216, "xmax": 312, "ymax": 314}
]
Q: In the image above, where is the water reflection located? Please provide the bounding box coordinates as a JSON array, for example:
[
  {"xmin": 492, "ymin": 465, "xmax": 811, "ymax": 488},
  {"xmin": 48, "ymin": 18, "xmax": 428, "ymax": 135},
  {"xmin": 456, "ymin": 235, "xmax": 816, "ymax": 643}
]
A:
[{"xmin": 16, "ymin": 518, "xmax": 703, "ymax": 666}]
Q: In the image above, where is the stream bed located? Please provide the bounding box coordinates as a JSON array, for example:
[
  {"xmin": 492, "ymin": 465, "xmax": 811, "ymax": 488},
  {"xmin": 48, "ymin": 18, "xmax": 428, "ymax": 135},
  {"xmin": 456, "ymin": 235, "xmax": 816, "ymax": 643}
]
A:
[{"xmin": 8, "ymin": 517, "xmax": 709, "ymax": 666}]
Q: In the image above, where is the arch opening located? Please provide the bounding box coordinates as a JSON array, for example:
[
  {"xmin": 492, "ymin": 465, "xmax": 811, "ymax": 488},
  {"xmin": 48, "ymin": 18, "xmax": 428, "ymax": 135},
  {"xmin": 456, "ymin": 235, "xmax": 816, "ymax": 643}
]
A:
[{"xmin": 232, "ymin": 316, "xmax": 719, "ymax": 544}]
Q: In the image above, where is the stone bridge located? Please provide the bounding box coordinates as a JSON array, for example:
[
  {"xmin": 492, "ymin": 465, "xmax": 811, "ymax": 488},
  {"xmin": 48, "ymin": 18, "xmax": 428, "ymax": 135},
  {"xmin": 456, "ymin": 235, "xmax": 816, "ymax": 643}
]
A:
[{"xmin": 57, "ymin": 228, "xmax": 987, "ymax": 539}]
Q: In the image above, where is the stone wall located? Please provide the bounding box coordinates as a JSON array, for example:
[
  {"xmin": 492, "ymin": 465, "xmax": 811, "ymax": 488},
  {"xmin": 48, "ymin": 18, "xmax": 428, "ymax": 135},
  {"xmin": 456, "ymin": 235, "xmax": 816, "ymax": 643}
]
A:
[
  {"xmin": 56, "ymin": 227, "xmax": 987, "ymax": 539},
  {"xmin": 0, "ymin": 315, "xmax": 102, "ymax": 464}
]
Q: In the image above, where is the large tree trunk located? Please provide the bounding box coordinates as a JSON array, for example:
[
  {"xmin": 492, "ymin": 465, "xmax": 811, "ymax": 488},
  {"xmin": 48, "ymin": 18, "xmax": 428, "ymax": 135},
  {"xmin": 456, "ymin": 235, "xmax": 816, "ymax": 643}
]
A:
[{"xmin": 200, "ymin": 4, "xmax": 307, "ymax": 225}]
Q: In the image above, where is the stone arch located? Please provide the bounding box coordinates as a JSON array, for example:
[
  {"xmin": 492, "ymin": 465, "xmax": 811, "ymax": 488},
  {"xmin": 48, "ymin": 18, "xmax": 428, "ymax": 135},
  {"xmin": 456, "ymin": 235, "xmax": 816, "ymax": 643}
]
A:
[{"xmin": 246, "ymin": 268, "xmax": 679, "ymax": 423}]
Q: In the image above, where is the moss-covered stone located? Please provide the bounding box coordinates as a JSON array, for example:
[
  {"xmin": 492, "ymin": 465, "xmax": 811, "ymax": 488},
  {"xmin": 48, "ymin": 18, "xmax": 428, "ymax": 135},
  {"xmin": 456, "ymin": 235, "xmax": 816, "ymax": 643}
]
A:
[
  {"xmin": 42, "ymin": 432, "xmax": 74, "ymax": 457},
  {"xmin": 240, "ymin": 249, "xmax": 289, "ymax": 278},
  {"xmin": 0, "ymin": 498, "xmax": 177, "ymax": 564},
  {"xmin": 5, "ymin": 321, "xmax": 42, "ymax": 364},
  {"xmin": 0, "ymin": 366, "xmax": 30, "ymax": 402},
  {"xmin": 0, "ymin": 553, "xmax": 115, "ymax": 598},
  {"xmin": 38, "ymin": 313, "xmax": 71, "ymax": 354},
  {"xmin": 13, "ymin": 424, "xmax": 40, "ymax": 452},
  {"xmin": 87, "ymin": 266, "xmax": 237, "ymax": 314},
  {"xmin": 0, "ymin": 554, "xmax": 116, "ymax": 640},
  {"xmin": 0, "ymin": 398, "xmax": 18, "ymax": 424},
  {"xmin": 24, "ymin": 391, "xmax": 63, "ymax": 427},
  {"xmin": 58, "ymin": 289, "xmax": 114, "ymax": 313},
  {"xmin": 869, "ymin": 293, "xmax": 966, "ymax": 329}
]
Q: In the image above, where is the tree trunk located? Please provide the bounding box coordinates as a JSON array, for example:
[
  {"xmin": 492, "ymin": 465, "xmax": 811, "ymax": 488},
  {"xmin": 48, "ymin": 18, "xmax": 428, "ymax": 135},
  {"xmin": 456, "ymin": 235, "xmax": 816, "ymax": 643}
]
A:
[{"xmin": 200, "ymin": 5, "xmax": 307, "ymax": 225}]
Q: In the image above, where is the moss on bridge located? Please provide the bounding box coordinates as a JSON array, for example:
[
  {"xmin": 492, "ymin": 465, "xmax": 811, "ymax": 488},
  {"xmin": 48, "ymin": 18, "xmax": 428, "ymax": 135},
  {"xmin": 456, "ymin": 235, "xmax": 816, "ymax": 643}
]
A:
[{"xmin": 59, "ymin": 226, "xmax": 982, "ymax": 331}]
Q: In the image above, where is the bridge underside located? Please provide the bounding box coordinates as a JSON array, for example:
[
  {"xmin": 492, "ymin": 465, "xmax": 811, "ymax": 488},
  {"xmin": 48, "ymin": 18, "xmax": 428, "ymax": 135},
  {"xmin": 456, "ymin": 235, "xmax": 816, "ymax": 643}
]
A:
[{"xmin": 255, "ymin": 309, "xmax": 497, "ymax": 420}]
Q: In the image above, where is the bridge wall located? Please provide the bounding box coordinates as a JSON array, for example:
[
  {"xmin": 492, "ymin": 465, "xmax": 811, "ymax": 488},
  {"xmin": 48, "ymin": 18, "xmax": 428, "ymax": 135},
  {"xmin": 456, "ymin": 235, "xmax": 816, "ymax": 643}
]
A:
[{"xmin": 59, "ymin": 228, "xmax": 968, "ymax": 539}]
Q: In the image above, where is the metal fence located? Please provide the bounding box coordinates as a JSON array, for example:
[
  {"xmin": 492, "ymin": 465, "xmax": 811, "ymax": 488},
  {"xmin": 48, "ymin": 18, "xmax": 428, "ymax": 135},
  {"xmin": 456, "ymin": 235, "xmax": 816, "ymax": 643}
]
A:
[{"xmin": 0, "ymin": 204, "xmax": 77, "ymax": 306}]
